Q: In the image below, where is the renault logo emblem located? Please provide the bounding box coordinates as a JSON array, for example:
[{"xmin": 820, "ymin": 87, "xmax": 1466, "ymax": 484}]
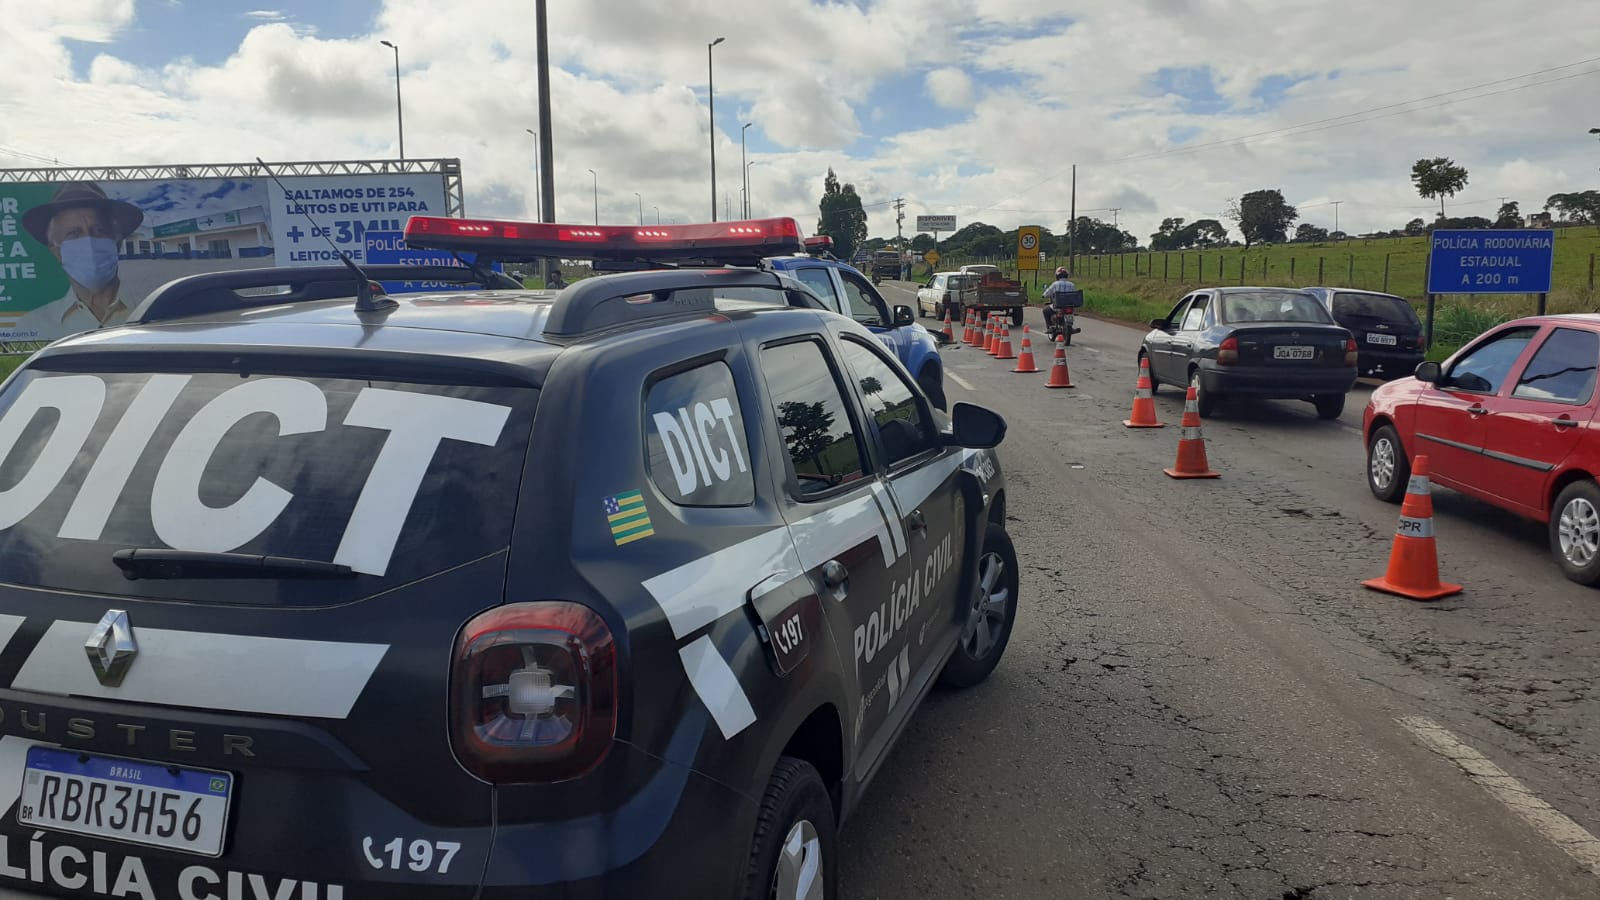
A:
[{"xmin": 85, "ymin": 610, "xmax": 137, "ymax": 687}]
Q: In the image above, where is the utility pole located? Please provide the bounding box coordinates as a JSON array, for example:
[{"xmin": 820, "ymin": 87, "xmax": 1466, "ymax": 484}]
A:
[
  {"xmin": 893, "ymin": 197, "xmax": 905, "ymax": 250},
  {"xmin": 708, "ymin": 37, "xmax": 726, "ymax": 222},
  {"xmin": 1109, "ymin": 208, "xmax": 1121, "ymax": 229},
  {"xmin": 1332, "ymin": 200, "xmax": 1342, "ymax": 238},
  {"xmin": 1068, "ymin": 164, "xmax": 1077, "ymax": 272}
]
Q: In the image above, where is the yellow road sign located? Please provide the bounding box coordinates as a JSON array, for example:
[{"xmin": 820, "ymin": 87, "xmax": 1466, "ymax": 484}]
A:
[
  {"xmin": 1017, "ymin": 227, "xmax": 1041, "ymax": 270},
  {"xmin": 924, "ymin": 250, "xmax": 941, "ymax": 266}
]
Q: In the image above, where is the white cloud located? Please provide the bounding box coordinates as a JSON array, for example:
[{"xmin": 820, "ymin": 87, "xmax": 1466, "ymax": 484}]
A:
[
  {"xmin": 925, "ymin": 68, "xmax": 974, "ymax": 110},
  {"xmin": 0, "ymin": 0, "xmax": 1592, "ymax": 245}
]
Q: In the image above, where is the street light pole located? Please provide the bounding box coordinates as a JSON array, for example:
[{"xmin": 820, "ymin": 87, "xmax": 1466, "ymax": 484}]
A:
[
  {"xmin": 745, "ymin": 161, "xmax": 756, "ymax": 217},
  {"xmin": 708, "ymin": 37, "xmax": 725, "ymax": 222},
  {"xmin": 587, "ymin": 169, "xmax": 598, "ymax": 225},
  {"xmin": 634, "ymin": 192, "xmax": 643, "ymax": 225},
  {"xmin": 379, "ymin": 40, "xmax": 404, "ymax": 159},
  {"xmin": 524, "ymin": 129, "xmax": 541, "ymax": 221},
  {"xmin": 741, "ymin": 122, "xmax": 752, "ymax": 219},
  {"xmin": 653, "ymin": 205, "xmax": 660, "ymax": 225}
]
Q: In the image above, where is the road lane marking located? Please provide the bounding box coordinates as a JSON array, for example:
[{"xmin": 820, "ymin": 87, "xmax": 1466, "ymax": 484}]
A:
[
  {"xmin": 1396, "ymin": 715, "xmax": 1600, "ymax": 878},
  {"xmin": 948, "ymin": 372, "xmax": 975, "ymax": 391}
]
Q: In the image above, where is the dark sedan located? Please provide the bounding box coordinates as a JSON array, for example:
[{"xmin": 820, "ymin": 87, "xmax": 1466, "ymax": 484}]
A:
[
  {"xmin": 1302, "ymin": 286, "xmax": 1426, "ymax": 380},
  {"xmin": 1140, "ymin": 286, "xmax": 1359, "ymax": 419}
]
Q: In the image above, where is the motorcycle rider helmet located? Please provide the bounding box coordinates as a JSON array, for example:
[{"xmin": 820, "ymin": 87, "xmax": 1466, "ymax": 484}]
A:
[{"xmin": 1055, "ymin": 267, "xmax": 1070, "ymax": 278}]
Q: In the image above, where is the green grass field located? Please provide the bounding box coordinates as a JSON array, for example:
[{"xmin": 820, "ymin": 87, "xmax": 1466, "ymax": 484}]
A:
[
  {"xmin": 0, "ymin": 355, "xmax": 23, "ymax": 381},
  {"xmin": 933, "ymin": 230, "xmax": 1600, "ymax": 361}
]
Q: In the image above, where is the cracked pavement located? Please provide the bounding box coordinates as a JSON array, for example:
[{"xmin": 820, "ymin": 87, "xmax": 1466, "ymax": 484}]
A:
[{"xmin": 838, "ymin": 291, "xmax": 1599, "ymax": 899}]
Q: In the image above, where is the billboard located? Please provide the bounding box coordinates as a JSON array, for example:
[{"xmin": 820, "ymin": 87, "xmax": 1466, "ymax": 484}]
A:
[
  {"xmin": 916, "ymin": 215, "xmax": 956, "ymax": 232},
  {"xmin": 0, "ymin": 165, "xmax": 458, "ymax": 343}
]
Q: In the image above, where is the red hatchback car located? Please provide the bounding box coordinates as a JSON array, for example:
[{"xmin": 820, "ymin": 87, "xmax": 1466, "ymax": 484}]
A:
[{"xmin": 1364, "ymin": 315, "xmax": 1600, "ymax": 584}]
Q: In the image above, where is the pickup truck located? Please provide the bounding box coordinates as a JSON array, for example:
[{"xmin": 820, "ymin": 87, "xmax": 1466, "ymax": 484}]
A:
[
  {"xmin": 960, "ymin": 265, "xmax": 1029, "ymax": 327},
  {"xmin": 871, "ymin": 250, "xmax": 904, "ymax": 284}
]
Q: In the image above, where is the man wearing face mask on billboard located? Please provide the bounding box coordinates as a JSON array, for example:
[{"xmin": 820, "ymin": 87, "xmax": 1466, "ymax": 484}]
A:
[{"xmin": 17, "ymin": 182, "xmax": 144, "ymax": 335}]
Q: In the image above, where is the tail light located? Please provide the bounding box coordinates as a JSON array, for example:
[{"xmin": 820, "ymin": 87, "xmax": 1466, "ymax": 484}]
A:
[
  {"xmin": 1218, "ymin": 336, "xmax": 1239, "ymax": 365},
  {"xmin": 1344, "ymin": 338, "xmax": 1359, "ymax": 366},
  {"xmin": 450, "ymin": 602, "xmax": 617, "ymax": 783}
]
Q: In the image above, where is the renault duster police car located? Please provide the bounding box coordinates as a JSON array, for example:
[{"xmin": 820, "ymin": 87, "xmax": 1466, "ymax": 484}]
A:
[{"xmin": 0, "ymin": 216, "xmax": 1017, "ymax": 899}]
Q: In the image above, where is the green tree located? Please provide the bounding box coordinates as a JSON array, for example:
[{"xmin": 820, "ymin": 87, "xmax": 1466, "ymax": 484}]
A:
[
  {"xmin": 1190, "ymin": 219, "xmax": 1229, "ymax": 248},
  {"xmin": 1546, "ymin": 191, "xmax": 1600, "ymax": 225},
  {"xmin": 910, "ymin": 233, "xmax": 935, "ymax": 252},
  {"xmin": 1404, "ymin": 217, "xmax": 1428, "ymax": 236},
  {"xmin": 777, "ymin": 400, "xmax": 837, "ymax": 472},
  {"xmin": 1494, "ymin": 201, "xmax": 1523, "ymax": 228},
  {"xmin": 1149, "ymin": 217, "xmax": 1187, "ymax": 251},
  {"xmin": 1411, "ymin": 157, "xmax": 1470, "ymax": 219},
  {"xmin": 816, "ymin": 168, "xmax": 869, "ymax": 261},
  {"xmin": 1294, "ymin": 223, "xmax": 1329, "ymax": 243},
  {"xmin": 1225, "ymin": 189, "xmax": 1298, "ymax": 247}
]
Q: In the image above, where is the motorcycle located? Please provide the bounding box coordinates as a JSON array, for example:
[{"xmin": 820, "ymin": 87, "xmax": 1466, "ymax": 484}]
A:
[{"xmin": 1044, "ymin": 289, "xmax": 1084, "ymax": 346}]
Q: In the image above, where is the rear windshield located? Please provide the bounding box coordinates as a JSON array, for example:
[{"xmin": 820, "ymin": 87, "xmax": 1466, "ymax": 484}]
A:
[
  {"xmin": 1218, "ymin": 292, "xmax": 1333, "ymax": 324},
  {"xmin": 946, "ymin": 275, "xmax": 977, "ymax": 289},
  {"xmin": 0, "ymin": 368, "xmax": 535, "ymax": 604},
  {"xmin": 1332, "ymin": 292, "xmax": 1420, "ymax": 327}
]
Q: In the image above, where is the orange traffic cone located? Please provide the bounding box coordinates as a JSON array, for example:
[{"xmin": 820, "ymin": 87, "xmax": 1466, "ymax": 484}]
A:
[
  {"xmin": 1045, "ymin": 335, "xmax": 1076, "ymax": 388},
  {"xmin": 994, "ymin": 323, "xmax": 1016, "ymax": 360},
  {"xmin": 1163, "ymin": 385, "xmax": 1219, "ymax": 479},
  {"xmin": 1012, "ymin": 326, "xmax": 1040, "ymax": 373},
  {"xmin": 942, "ymin": 307, "xmax": 955, "ymax": 342},
  {"xmin": 982, "ymin": 315, "xmax": 996, "ymax": 354},
  {"xmin": 1362, "ymin": 456, "xmax": 1462, "ymax": 600},
  {"xmin": 1123, "ymin": 357, "xmax": 1165, "ymax": 428},
  {"xmin": 962, "ymin": 310, "xmax": 978, "ymax": 346},
  {"xmin": 985, "ymin": 315, "xmax": 999, "ymax": 354}
]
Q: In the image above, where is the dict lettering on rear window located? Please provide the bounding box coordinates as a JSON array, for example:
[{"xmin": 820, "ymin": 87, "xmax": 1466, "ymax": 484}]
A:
[{"xmin": 645, "ymin": 361, "xmax": 754, "ymax": 507}]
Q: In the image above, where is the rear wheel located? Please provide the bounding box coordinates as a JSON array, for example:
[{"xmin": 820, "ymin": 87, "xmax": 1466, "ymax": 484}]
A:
[
  {"xmin": 939, "ymin": 525, "xmax": 1018, "ymax": 688},
  {"xmin": 741, "ymin": 758, "xmax": 836, "ymax": 900},
  {"xmin": 1313, "ymin": 393, "xmax": 1346, "ymax": 420},
  {"xmin": 918, "ymin": 368, "xmax": 948, "ymax": 411},
  {"xmin": 1366, "ymin": 424, "xmax": 1410, "ymax": 503},
  {"xmin": 1190, "ymin": 370, "xmax": 1217, "ymax": 418},
  {"xmin": 1011, "ymin": 307, "xmax": 1025, "ymax": 328},
  {"xmin": 1551, "ymin": 481, "xmax": 1600, "ymax": 586}
]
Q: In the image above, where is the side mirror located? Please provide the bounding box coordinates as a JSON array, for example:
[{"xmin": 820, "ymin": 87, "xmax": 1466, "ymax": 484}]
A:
[
  {"xmin": 1414, "ymin": 361, "xmax": 1442, "ymax": 384},
  {"xmin": 943, "ymin": 402, "xmax": 1007, "ymax": 449},
  {"xmin": 892, "ymin": 305, "xmax": 915, "ymax": 327},
  {"xmin": 1149, "ymin": 318, "xmax": 1169, "ymax": 331}
]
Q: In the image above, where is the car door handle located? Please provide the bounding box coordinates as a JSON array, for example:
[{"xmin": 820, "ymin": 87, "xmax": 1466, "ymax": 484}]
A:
[
  {"xmin": 1467, "ymin": 406, "xmax": 1488, "ymax": 416},
  {"xmin": 821, "ymin": 559, "xmax": 849, "ymax": 590},
  {"xmin": 907, "ymin": 509, "xmax": 928, "ymax": 537},
  {"xmin": 1552, "ymin": 416, "xmax": 1580, "ymax": 429}
]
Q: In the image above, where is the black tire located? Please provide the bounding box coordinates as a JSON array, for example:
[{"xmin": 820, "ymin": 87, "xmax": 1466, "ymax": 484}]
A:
[
  {"xmin": 939, "ymin": 524, "xmax": 1018, "ymax": 688},
  {"xmin": 740, "ymin": 757, "xmax": 837, "ymax": 900},
  {"xmin": 1190, "ymin": 369, "xmax": 1217, "ymax": 418},
  {"xmin": 1011, "ymin": 307, "xmax": 1025, "ymax": 328},
  {"xmin": 918, "ymin": 369, "xmax": 948, "ymax": 411},
  {"xmin": 1063, "ymin": 325, "xmax": 1072, "ymax": 346},
  {"xmin": 1550, "ymin": 480, "xmax": 1600, "ymax": 586},
  {"xmin": 1366, "ymin": 424, "xmax": 1410, "ymax": 504},
  {"xmin": 917, "ymin": 303, "xmax": 927, "ymax": 318},
  {"xmin": 1313, "ymin": 393, "xmax": 1345, "ymax": 420}
]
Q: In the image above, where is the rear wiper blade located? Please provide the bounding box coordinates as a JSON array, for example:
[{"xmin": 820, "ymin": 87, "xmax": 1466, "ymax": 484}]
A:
[{"xmin": 112, "ymin": 549, "xmax": 355, "ymax": 581}]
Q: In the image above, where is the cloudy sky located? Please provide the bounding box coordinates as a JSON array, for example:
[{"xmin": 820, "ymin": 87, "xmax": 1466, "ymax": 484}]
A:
[{"xmin": 2, "ymin": 0, "xmax": 1596, "ymax": 245}]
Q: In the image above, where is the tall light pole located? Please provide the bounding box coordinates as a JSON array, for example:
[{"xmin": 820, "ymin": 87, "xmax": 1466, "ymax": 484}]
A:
[
  {"xmin": 379, "ymin": 40, "xmax": 404, "ymax": 159},
  {"xmin": 634, "ymin": 192, "xmax": 643, "ymax": 225},
  {"xmin": 524, "ymin": 129, "xmax": 541, "ymax": 221},
  {"xmin": 745, "ymin": 161, "xmax": 756, "ymax": 217},
  {"xmin": 534, "ymin": 0, "xmax": 555, "ymax": 225},
  {"xmin": 708, "ymin": 36, "xmax": 725, "ymax": 222},
  {"xmin": 653, "ymin": 205, "xmax": 660, "ymax": 225},
  {"xmin": 587, "ymin": 169, "xmax": 598, "ymax": 225},
  {"xmin": 741, "ymin": 123, "xmax": 752, "ymax": 219}
]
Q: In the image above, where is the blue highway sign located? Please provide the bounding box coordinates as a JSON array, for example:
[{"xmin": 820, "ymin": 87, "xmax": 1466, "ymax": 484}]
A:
[{"xmin": 1427, "ymin": 229, "xmax": 1554, "ymax": 295}]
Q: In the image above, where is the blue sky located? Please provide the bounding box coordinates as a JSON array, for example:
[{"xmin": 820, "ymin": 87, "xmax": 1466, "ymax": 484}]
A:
[{"xmin": 8, "ymin": 1, "xmax": 1595, "ymax": 243}]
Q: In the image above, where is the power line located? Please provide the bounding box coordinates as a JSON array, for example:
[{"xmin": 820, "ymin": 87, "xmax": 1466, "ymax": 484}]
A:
[
  {"xmin": 964, "ymin": 56, "xmax": 1600, "ymax": 218},
  {"xmin": 0, "ymin": 145, "xmax": 71, "ymax": 166}
]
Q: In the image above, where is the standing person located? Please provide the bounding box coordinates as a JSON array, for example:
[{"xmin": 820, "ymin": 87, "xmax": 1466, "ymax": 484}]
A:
[
  {"xmin": 544, "ymin": 267, "xmax": 568, "ymax": 289},
  {"xmin": 1041, "ymin": 266, "xmax": 1081, "ymax": 332},
  {"xmin": 17, "ymin": 182, "xmax": 144, "ymax": 336}
]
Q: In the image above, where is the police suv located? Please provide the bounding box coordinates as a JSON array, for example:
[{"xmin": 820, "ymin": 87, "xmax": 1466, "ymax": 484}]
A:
[{"xmin": 0, "ymin": 216, "xmax": 1017, "ymax": 899}]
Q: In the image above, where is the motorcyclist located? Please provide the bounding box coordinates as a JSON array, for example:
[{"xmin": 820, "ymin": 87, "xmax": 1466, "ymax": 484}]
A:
[{"xmin": 1041, "ymin": 267, "xmax": 1080, "ymax": 332}]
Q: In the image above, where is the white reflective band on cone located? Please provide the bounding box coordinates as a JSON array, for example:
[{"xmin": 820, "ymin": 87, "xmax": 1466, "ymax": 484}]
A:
[
  {"xmin": 1396, "ymin": 515, "xmax": 1435, "ymax": 538},
  {"xmin": 1136, "ymin": 388, "xmax": 1152, "ymax": 398},
  {"xmin": 1408, "ymin": 475, "xmax": 1431, "ymax": 494},
  {"xmin": 1184, "ymin": 401, "xmax": 1199, "ymax": 414},
  {"xmin": 1182, "ymin": 426, "xmax": 1204, "ymax": 440}
]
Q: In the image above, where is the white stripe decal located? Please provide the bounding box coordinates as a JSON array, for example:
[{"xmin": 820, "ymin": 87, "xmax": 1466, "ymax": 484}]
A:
[
  {"xmin": 679, "ymin": 635, "xmax": 758, "ymax": 739},
  {"xmin": 0, "ymin": 615, "xmax": 25, "ymax": 655},
  {"xmin": 869, "ymin": 484, "xmax": 906, "ymax": 561},
  {"xmin": 13, "ymin": 623, "xmax": 389, "ymax": 719},
  {"xmin": 645, "ymin": 528, "xmax": 799, "ymax": 640}
]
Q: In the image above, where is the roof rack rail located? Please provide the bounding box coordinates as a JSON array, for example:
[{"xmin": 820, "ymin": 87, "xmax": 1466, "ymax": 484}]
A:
[{"xmin": 128, "ymin": 265, "xmax": 523, "ymax": 325}]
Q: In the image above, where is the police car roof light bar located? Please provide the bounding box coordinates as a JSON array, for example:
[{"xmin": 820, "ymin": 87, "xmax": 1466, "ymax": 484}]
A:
[{"xmin": 403, "ymin": 216, "xmax": 805, "ymax": 263}]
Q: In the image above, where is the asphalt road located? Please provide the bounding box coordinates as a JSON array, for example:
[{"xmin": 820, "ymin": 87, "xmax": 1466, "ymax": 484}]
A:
[{"xmin": 836, "ymin": 283, "xmax": 1600, "ymax": 900}]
